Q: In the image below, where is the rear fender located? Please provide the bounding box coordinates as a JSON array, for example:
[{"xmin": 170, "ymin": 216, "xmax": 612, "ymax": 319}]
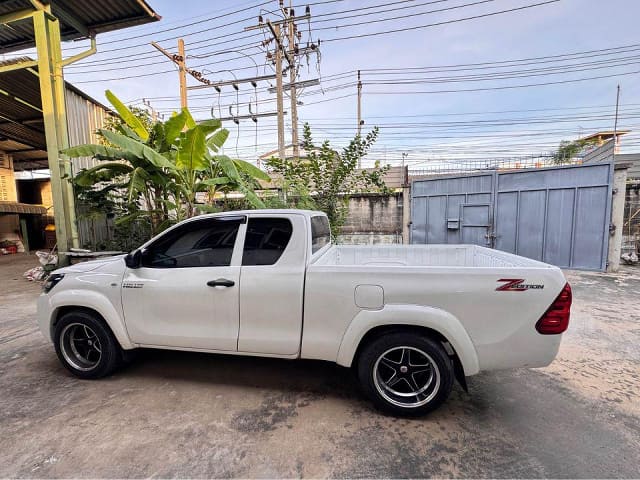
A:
[{"xmin": 336, "ymin": 304, "xmax": 480, "ymax": 376}]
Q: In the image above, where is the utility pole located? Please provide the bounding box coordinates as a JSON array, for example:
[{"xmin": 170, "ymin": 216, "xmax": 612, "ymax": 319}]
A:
[
  {"xmin": 272, "ymin": 23, "xmax": 286, "ymax": 162},
  {"xmin": 287, "ymin": 5, "xmax": 300, "ymax": 159},
  {"xmin": 357, "ymin": 69, "xmax": 362, "ymax": 168},
  {"xmin": 151, "ymin": 38, "xmax": 188, "ymax": 109},
  {"xmin": 178, "ymin": 39, "xmax": 187, "ymax": 109},
  {"xmin": 246, "ymin": 3, "xmax": 312, "ymax": 163},
  {"xmin": 143, "ymin": 98, "xmax": 159, "ymax": 122},
  {"xmin": 613, "ymin": 84, "xmax": 620, "ymax": 152},
  {"xmin": 357, "ymin": 70, "xmax": 362, "ymax": 137}
]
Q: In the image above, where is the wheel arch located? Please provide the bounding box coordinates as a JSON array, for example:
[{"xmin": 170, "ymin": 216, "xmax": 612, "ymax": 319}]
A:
[
  {"xmin": 336, "ymin": 305, "xmax": 480, "ymax": 376},
  {"xmin": 48, "ymin": 291, "xmax": 134, "ymax": 350}
]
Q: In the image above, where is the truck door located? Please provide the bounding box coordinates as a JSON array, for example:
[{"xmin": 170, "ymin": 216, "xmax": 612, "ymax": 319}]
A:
[
  {"xmin": 121, "ymin": 216, "xmax": 244, "ymax": 351},
  {"xmin": 238, "ymin": 214, "xmax": 307, "ymax": 355}
]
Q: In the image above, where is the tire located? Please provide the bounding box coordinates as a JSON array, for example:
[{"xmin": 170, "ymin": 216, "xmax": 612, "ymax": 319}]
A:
[
  {"xmin": 357, "ymin": 332, "xmax": 454, "ymax": 416},
  {"xmin": 53, "ymin": 310, "xmax": 122, "ymax": 379}
]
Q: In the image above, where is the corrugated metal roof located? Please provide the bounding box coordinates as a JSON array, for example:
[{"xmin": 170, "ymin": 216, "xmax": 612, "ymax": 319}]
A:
[
  {"xmin": 0, "ymin": 0, "xmax": 160, "ymax": 53},
  {"xmin": 0, "ymin": 200, "xmax": 46, "ymax": 214},
  {"xmin": 0, "ymin": 57, "xmax": 113, "ymax": 171},
  {"xmin": 0, "ymin": 57, "xmax": 48, "ymax": 169}
]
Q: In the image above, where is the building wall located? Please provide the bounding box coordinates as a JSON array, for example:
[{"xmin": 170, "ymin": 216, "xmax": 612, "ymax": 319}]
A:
[
  {"xmin": 39, "ymin": 180, "xmax": 53, "ymax": 211},
  {"xmin": 582, "ymin": 139, "xmax": 615, "ymax": 163},
  {"xmin": 338, "ymin": 193, "xmax": 404, "ymax": 245},
  {"xmin": 0, "ymin": 213, "xmax": 19, "ymax": 235},
  {"xmin": 0, "ymin": 151, "xmax": 17, "ymax": 202},
  {"xmin": 616, "ymin": 153, "xmax": 640, "ymax": 180}
]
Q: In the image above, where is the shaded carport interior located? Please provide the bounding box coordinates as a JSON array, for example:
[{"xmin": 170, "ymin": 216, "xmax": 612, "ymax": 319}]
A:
[
  {"xmin": 0, "ymin": 59, "xmax": 113, "ymax": 171},
  {"xmin": 0, "ymin": 0, "xmax": 161, "ymax": 172},
  {"xmin": 0, "ymin": 0, "xmax": 160, "ymax": 255},
  {"xmin": 1, "ymin": 57, "xmax": 52, "ymax": 171}
]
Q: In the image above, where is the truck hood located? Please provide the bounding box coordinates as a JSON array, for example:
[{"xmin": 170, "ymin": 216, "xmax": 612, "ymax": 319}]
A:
[{"xmin": 55, "ymin": 254, "xmax": 127, "ymax": 274}]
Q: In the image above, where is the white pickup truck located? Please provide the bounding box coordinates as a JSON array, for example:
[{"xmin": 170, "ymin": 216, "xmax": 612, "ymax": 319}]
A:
[{"xmin": 38, "ymin": 209, "xmax": 571, "ymax": 415}]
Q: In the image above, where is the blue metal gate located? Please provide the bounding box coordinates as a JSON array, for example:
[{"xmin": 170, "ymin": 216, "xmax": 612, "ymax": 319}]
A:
[{"xmin": 410, "ymin": 163, "xmax": 614, "ymax": 270}]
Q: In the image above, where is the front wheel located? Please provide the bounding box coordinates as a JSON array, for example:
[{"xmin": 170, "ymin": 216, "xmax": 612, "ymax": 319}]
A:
[
  {"xmin": 53, "ymin": 310, "xmax": 122, "ymax": 379},
  {"xmin": 357, "ymin": 333, "xmax": 454, "ymax": 416}
]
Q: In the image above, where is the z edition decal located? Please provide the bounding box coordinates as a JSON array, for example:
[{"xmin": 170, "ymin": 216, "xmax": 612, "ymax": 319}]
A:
[{"xmin": 495, "ymin": 278, "xmax": 544, "ymax": 291}]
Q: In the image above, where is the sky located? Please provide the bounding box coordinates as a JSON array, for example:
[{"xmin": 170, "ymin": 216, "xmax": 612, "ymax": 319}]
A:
[{"xmin": 5, "ymin": 0, "xmax": 640, "ymax": 171}]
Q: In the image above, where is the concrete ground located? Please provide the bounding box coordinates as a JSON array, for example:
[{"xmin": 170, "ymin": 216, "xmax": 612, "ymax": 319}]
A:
[{"xmin": 0, "ymin": 254, "xmax": 638, "ymax": 478}]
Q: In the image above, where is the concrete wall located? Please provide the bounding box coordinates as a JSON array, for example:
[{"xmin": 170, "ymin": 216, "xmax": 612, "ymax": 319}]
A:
[
  {"xmin": 337, "ymin": 193, "xmax": 404, "ymax": 245},
  {"xmin": 607, "ymin": 164, "xmax": 628, "ymax": 272}
]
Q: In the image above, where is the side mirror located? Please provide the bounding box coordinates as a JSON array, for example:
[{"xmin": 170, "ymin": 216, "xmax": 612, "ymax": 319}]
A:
[{"xmin": 124, "ymin": 250, "xmax": 142, "ymax": 269}]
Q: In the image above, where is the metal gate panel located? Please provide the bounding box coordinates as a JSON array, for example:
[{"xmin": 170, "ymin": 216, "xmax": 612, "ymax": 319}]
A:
[
  {"xmin": 543, "ymin": 189, "xmax": 575, "ymax": 266},
  {"xmin": 515, "ymin": 190, "xmax": 546, "ymax": 261},
  {"xmin": 460, "ymin": 203, "xmax": 491, "ymax": 245},
  {"xmin": 446, "ymin": 195, "xmax": 466, "ymax": 243},
  {"xmin": 427, "ymin": 196, "xmax": 447, "ymax": 244},
  {"xmin": 411, "ymin": 163, "xmax": 613, "ymax": 271},
  {"xmin": 411, "ymin": 173, "xmax": 494, "ymax": 247},
  {"xmin": 494, "ymin": 191, "xmax": 517, "ymax": 253},
  {"xmin": 571, "ymin": 185, "xmax": 611, "ymax": 269},
  {"xmin": 494, "ymin": 163, "xmax": 613, "ymax": 270}
]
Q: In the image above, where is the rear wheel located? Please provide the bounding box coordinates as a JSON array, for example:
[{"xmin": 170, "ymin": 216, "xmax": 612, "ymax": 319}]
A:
[
  {"xmin": 357, "ymin": 332, "xmax": 454, "ymax": 416},
  {"xmin": 54, "ymin": 310, "xmax": 122, "ymax": 379}
]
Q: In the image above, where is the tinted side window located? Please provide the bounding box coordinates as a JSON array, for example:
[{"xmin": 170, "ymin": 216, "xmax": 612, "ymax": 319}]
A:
[
  {"xmin": 242, "ymin": 218, "xmax": 293, "ymax": 266},
  {"xmin": 311, "ymin": 216, "xmax": 330, "ymax": 254},
  {"xmin": 142, "ymin": 219, "xmax": 240, "ymax": 268}
]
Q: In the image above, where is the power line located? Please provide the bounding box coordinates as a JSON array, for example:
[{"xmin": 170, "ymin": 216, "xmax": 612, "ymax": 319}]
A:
[
  {"xmin": 322, "ymin": 0, "xmax": 561, "ymax": 42},
  {"xmin": 61, "ymin": 0, "xmax": 536, "ymax": 70},
  {"xmin": 313, "ymin": 0, "xmax": 500, "ymax": 30},
  {"xmin": 360, "ymin": 68, "xmax": 640, "ymax": 94}
]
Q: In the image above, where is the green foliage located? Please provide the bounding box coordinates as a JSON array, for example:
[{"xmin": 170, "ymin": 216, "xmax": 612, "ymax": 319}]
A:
[
  {"xmin": 552, "ymin": 137, "xmax": 599, "ymax": 164},
  {"xmin": 266, "ymin": 123, "xmax": 390, "ymax": 238},
  {"xmin": 64, "ymin": 91, "xmax": 269, "ymax": 240},
  {"xmin": 101, "ymin": 104, "xmax": 154, "ymax": 146},
  {"xmin": 105, "ymin": 90, "xmax": 150, "ymax": 141}
]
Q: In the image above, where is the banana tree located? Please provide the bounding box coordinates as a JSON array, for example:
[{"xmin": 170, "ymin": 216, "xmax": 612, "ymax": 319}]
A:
[{"xmin": 63, "ymin": 90, "xmax": 270, "ymax": 235}]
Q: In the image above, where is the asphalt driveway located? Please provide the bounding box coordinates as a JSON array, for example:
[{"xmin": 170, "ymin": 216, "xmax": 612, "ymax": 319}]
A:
[{"xmin": 1, "ymin": 253, "xmax": 638, "ymax": 478}]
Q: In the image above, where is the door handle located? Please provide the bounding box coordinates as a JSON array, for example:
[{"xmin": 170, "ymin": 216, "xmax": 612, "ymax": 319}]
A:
[{"xmin": 207, "ymin": 278, "xmax": 235, "ymax": 287}]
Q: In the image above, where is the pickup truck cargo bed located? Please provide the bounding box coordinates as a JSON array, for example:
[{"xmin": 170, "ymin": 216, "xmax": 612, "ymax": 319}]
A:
[{"xmin": 313, "ymin": 244, "xmax": 554, "ymax": 268}]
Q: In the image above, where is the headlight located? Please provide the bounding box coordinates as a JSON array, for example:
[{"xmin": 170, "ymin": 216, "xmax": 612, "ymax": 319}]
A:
[{"xmin": 43, "ymin": 273, "xmax": 65, "ymax": 293}]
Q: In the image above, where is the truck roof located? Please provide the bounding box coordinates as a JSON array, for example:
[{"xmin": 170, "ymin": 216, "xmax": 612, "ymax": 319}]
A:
[{"xmin": 196, "ymin": 209, "xmax": 327, "ymax": 219}]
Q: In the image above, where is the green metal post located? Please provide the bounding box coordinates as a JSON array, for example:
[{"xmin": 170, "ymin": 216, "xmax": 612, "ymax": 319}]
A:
[
  {"xmin": 48, "ymin": 12, "xmax": 79, "ymax": 250},
  {"xmin": 33, "ymin": 9, "xmax": 79, "ymax": 262}
]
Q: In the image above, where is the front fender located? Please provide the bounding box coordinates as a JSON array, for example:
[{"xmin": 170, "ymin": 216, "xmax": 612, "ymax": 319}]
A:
[
  {"xmin": 335, "ymin": 304, "xmax": 480, "ymax": 376},
  {"xmin": 41, "ymin": 289, "xmax": 134, "ymax": 350}
]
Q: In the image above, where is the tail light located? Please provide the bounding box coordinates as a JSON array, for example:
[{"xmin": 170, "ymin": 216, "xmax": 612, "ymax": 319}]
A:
[{"xmin": 536, "ymin": 283, "xmax": 572, "ymax": 335}]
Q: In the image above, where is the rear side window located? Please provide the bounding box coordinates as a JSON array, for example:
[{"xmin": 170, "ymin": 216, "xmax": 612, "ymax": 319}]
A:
[
  {"xmin": 242, "ymin": 218, "xmax": 293, "ymax": 266},
  {"xmin": 311, "ymin": 216, "xmax": 330, "ymax": 254},
  {"xmin": 142, "ymin": 218, "xmax": 241, "ymax": 268}
]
